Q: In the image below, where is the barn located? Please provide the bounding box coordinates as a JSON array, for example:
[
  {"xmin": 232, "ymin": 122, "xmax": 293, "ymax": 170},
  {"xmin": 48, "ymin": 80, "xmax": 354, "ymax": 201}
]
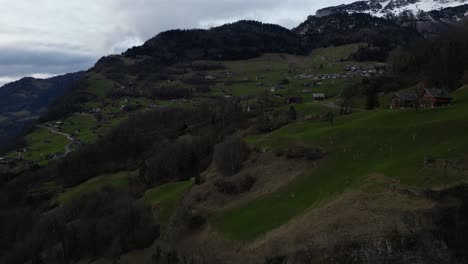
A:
[
  {"xmin": 391, "ymin": 93, "xmax": 418, "ymax": 109},
  {"xmin": 420, "ymin": 89, "xmax": 452, "ymax": 108}
]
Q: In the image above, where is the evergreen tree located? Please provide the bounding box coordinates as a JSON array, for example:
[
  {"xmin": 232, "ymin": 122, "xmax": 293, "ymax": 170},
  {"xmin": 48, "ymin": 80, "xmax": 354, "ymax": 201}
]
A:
[{"xmin": 287, "ymin": 106, "xmax": 297, "ymax": 121}]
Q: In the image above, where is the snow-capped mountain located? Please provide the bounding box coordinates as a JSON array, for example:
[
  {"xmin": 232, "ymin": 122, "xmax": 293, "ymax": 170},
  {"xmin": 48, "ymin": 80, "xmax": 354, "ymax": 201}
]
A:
[
  {"xmin": 316, "ymin": 0, "xmax": 468, "ymax": 18},
  {"xmin": 312, "ymin": 0, "xmax": 468, "ymax": 37}
]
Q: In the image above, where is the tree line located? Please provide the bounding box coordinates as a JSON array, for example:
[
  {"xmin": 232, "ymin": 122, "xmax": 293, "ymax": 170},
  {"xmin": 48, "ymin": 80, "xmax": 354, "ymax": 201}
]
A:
[{"xmin": 0, "ymin": 99, "xmax": 252, "ymax": 263}]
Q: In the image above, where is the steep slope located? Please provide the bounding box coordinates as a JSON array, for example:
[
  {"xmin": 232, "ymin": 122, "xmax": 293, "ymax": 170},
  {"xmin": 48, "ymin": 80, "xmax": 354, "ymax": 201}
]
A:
[
  {"xmin": 293, "ymin": 13, "xmax": 419, "ymax": 50},
  {"xmin": 0, "ymin": 72, "xmax": 84, "ymax": 149}
]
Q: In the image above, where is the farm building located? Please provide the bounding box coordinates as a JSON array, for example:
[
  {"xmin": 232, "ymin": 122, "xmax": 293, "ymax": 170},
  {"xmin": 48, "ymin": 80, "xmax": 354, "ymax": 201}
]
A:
[
  {"xmin": 391, "ymin": 93, "xmax": 418, "ymax": 109},
  {"xmin": 288, "ymin": 97, "xmax": 303, "ymax": 104},
  {"xmin": 312, "ymin": 93, "xmax": 326, "ymax": 101},
  {"xmin": 420, "ymin": 89, "xmax": 452, "ymax": 108}
]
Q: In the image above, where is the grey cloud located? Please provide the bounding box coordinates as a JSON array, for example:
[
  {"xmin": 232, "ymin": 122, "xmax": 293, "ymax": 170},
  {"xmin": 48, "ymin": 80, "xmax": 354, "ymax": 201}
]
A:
[
  {"xmin": 0, "ymin": 0, "xmax": 354, "ymax": 85},
  {"xmin": 0, "ymin": 47, "xmax": 96, "ymax": 86}
]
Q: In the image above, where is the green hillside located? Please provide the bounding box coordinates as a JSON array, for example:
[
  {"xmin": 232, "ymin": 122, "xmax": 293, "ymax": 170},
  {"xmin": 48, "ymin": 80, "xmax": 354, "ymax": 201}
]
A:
[
  {"xmin": 143, "ymin": 179, "xmax": 195, "ymax": 225},
  {"xmin": 56, "ymin": 172, "xmax": 130, "ymax": 205},
  {"xmin": 211, "ymin": 86, "xmax": 468, "ymax": 241}
]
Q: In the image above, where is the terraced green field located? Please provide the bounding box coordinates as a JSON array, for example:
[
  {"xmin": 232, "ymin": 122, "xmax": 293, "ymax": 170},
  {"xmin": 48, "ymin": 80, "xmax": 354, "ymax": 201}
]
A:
[{"xmin": 211, "ymin": 86, "xmax": 468, "ymax": 241}]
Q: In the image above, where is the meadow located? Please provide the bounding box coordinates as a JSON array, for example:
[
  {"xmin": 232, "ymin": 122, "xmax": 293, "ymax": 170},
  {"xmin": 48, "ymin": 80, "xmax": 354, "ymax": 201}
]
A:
[
  {"xmin": 211, "ymin": 86, "xmax": 468, "ymax": 241},
  {"xmin": 143, "ymin": 179, "xmax": 195, "ymax": 226},
  {"xmin": 56, "ymin": 172, "xmax": 130, "ymax": 205}
]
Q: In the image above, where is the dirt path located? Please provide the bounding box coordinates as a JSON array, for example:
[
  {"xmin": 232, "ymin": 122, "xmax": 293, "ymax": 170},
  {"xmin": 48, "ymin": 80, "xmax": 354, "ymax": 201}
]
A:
[
  {"xmin": 319, "ymin": 101, "xmax": 367, "ymax": 112},
  {"xmin": 37, "ymin": 125, "xmax": 75, "ymax": 155},
  {"xmin": 300, "ymin": 100, "xmax": 367, "ymax": 117}
]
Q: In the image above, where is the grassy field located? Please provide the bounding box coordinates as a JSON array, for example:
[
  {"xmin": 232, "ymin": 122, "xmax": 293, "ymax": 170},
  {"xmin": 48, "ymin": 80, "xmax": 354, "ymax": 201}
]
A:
[
  {"xmin": 143, "ymin": 179, "xmax": 195, "ymax": 225},
  {"xmin": 62, "ymin": 115, "xmax": 98, "ymax": 143},
  {"xmin": 211, "ymin": 86, "xmax": 468, "ymax": 241},
  {"xmin": 20, "ymin": 127, "xmax": 69, "ymax": 165},
  {"xmin": 56, "ymin": 172, "xmax": 130, "ymax": 205},
  {"xmin": 86, "ymin": 73, "xmax": 115, "ymax": 98},
  {"xmin": 205, "ymin": 43, "xmax": 371, "ymax": 98}
]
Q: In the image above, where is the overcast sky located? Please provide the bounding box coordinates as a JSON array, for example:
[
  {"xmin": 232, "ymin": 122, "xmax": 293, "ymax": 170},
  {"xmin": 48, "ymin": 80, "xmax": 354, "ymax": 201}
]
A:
[{"xmin": 0, "ymin": 0, "xmax": 355, "ymax": 86}]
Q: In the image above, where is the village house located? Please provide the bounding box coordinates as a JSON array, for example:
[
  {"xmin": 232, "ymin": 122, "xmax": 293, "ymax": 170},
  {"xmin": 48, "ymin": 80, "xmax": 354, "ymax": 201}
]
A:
[
  {"xmin": 420, "ymin": 88, "xmax": 453, "ymax": 108},
  {"xmin": 313, "ymin": 93, "xmax": 326, "ymax": 101},
  {"xmin": 288, "ymin": 97, "xmax": 303, "ymax": 104},
  {"xmin": 391, "ymin": 93, "xmax": 418, "ymax": 109}
]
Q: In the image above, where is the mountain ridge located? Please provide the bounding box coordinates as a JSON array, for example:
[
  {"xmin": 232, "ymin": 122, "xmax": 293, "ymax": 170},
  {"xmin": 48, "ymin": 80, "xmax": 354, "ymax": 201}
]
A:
[
  {"xmin": 0, "ymin": 72, "xmax": 84, "ymax": 149},
  {"xmin": 313, "ymin": 0, "xmax": 468, "ymax": 36},
  {"xmin": 316, "ymin": 0, "xmax": 468, "ymax": 18}
]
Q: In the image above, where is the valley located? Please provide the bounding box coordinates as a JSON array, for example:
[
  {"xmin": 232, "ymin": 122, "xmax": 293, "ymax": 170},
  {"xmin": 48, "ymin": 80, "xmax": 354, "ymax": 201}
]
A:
[{"xmin": 1, "ymin": 1, "xmax": 468, "ymax": 264}]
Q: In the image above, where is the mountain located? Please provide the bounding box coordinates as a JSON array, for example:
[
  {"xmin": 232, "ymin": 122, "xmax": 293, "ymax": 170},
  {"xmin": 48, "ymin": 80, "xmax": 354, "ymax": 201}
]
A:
[
  {"xmin": 293, "ymin": 12, "xmax": 418, "ymax": 49},
  {"xmin": 2, "ymin": 4, "xmax": 468, "ymax": 264},
  {"xmin": 316, "ymin": 0, "xmax": 468, "ymax": 18},
  {"xmin": 95, "ymin": 21, "xmax": 304, "ymax": 81},
  {"xmin": 0, "ymin": 72, "xmax": 84, "ymax": 149},
  {"xmin": 315, "ymin": 0, "xmax": 468, "ymax": 36},
  {"xmin": 93, "ymin": 21, "xmax": 305, "ymax": 94}
]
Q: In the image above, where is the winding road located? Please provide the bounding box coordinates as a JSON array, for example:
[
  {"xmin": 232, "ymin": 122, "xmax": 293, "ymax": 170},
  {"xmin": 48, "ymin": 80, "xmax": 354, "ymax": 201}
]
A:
[{"xmin": 37, "ymin": 125, "xmax": 75, "ymax": 155}]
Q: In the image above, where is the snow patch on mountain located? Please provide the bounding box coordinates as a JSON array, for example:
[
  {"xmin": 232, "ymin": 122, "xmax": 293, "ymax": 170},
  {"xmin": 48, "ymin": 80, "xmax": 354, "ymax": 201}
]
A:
[
  {"xmin": 316, "ymin": 0, "xmax": 468, "ymax": 18},
  {"xmin": 379, "ymin": 0, "xmax": 468, "ymax": 17}
]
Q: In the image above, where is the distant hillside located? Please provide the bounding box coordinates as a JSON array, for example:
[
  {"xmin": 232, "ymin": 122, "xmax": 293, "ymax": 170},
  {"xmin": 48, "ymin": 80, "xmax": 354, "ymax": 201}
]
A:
[
  {"xmin": 93, "ymin": 21, "xmax": 305, "ymax": 82},
  {"xmin": 0, "ymin": 72, "xmax": 84, "ymax": 149},
  {"xmin": 124, "ymin": 20, "xmax": 304, "ymax": 60}
]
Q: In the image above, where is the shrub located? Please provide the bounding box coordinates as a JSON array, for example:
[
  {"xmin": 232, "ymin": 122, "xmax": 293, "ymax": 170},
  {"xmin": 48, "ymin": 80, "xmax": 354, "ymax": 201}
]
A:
[
  {"xmin": 286, "ymin": 146, "xmax": 325, "ymax": 160},
  {"xmin": 213, "ymin": 174, "xmax": 256, "ymax": 195}
]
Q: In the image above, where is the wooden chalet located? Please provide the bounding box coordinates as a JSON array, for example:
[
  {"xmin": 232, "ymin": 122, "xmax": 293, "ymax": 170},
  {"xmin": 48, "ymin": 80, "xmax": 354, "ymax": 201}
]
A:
[
  {"xmin": 391, "ymin": 93, "xmax": 418, "ymax": 109},
  {"xmin": 420, "ymin": 89, "xmax": 452, "ymax": 108}
]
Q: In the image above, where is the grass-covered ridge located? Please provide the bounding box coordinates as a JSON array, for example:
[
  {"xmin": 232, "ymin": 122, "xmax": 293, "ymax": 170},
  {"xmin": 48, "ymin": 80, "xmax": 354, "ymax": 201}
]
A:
[
  {"xmin": 56, "ymin": 172, "xmax": 130, "ymax": 205},
  {"xmin": 143, "ymin": 179, "xmax": 195, "ymax": 226},
  {"xmin": 211, "ymin": 86, "xmax": 468, "ymax": 241}
]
